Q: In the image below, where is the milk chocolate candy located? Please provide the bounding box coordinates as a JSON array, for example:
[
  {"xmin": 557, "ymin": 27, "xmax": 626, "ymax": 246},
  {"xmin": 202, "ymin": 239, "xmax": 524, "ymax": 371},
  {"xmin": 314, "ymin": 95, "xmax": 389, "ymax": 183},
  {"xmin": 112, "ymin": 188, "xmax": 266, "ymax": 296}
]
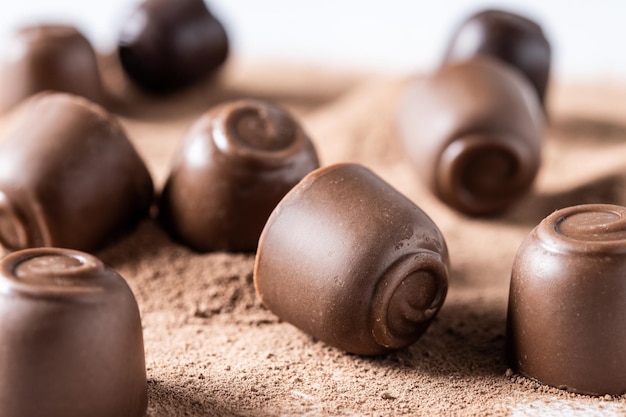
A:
[
  {"xmin": 0, "ymin": 248, "xmax": 147, "ymax": 417},
  {"xmin": 0, "ymin": 25, "xmax": 103, "ymax": 113},
  {"xmin": 443, "ymin": 9, "xmax": 551, "ymax": 105},
  {"xmin": 118, "ymin": 0, "xmax": 229, "ymax": 94},
  {"xmin": 254, "ymin": 163, "xmax": 449, "ymax": 355},
  {"xmin": 398, "ymin": 57, "xmax": 544, "ymax": 216},
  {"xmin": 507, "ymin": 204, "xmax": 626, "ymax": 396},
  {"xmin": 0, "ymin": 93, "xmax": 154, "ymax": 252},
  {"xmin": 158, "ymin": 99, "xmax": 319, "ymax": 252}
]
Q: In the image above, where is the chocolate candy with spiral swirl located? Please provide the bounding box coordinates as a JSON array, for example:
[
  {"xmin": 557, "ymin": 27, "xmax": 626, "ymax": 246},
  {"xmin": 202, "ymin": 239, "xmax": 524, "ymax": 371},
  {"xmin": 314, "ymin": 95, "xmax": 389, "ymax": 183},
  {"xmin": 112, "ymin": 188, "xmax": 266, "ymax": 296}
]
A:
[
  {"xmin": 507, "ymin": 204, "xmax": 626, "ymax": 396},
  {"xmin": 158, "ymin": 99, "xmax": 320, "ymax": 252},
  {"xmin": 0, "ymin": 93, "xmax": 154, "ymax": 252},
  {"xmin": 254, "ymin": 163, "xmax": 449, "ymax": 355},
  {"xmin": 0, "ymin": 247, "xmax": 147, "ymax": 417},
  {"xmin": 118, "ymin": 0, "xmax": 229, "ymax": 94},
  {"xmin": 397, "ymin": 57, "xmax": 544, "ymax": 216},
  {"xmin": 442, "ymin": 9, "xmax": 551, "ymax": 106}
]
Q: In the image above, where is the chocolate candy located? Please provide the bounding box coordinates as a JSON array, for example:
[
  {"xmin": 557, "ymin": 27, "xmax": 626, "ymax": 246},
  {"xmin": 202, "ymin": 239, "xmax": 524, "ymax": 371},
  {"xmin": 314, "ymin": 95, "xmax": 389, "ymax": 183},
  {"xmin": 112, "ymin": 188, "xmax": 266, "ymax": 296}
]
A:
[
  {"xmin": 443, "ymin": 9, "xmax": 551, "ymax": 105},
  {"xmin": 0, "ymin": 247, "xmax": 147, "ymax": 417},
  {"xmin": 158, "ymin": 99, "xmax": 319, "ymax": 252},
  {"xmin": 0, "ymin": 24, "xmax": 103, "ymax": 113},
  {"xmin": 507, "ymin": 204, "xmax": 626, "ymax": 395},
  {"xmin": 397, "ymin": 57, "xmax": 544, "ymax": 216},
  {"xmin": 254, "ymin": 163, "xmax": 449, "ymax": 355},
  {"xmin": 0, "ymin": 93, "xmax": 154, "ymax": 252},
  {"xmin": 118, "ymin": 0, "xmax": 229, "ymax": 94}
]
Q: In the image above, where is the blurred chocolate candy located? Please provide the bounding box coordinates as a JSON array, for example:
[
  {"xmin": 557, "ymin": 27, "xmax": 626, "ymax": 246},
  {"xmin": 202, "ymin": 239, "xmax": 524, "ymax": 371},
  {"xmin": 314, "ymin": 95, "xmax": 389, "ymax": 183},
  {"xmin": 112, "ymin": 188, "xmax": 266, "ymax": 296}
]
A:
[
  {"xmin": 0, "ymin": 93, "xmax": 154, "ymax": 252},
  {"xmin": 158, "ymin": 98, "xmax": 319, "ymax": 252},
  {"xmin": 0, "ymin": 247, "xmax": 147, "ymax": 417},
  {"xmin": 254, "ymin": 163, "xmax": 449, "ymax": 355},
  {"xmin": 443, "ymin": 9, "xmax": 551, "ymax": 105},
  {"xmin": 0, "ymin": 24, "xmax": 103, "ymax": 113},
  {"xmin": 507, "ymin": 204, "xmax": 626, "ymax": 396},
  {"xmin": 398, "ymin": 57, "xmax": 544, "ymax": 216},
  {"xmin": 118, "ymin": 0, "xmax": 229, "ymax": 93}
]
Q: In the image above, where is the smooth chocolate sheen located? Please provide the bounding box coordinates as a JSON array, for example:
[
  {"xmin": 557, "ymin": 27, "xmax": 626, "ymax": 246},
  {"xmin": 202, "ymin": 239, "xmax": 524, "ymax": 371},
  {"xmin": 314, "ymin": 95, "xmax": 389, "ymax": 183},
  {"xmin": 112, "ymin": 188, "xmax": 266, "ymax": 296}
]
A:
[
  {"xmin": 118, "ymin": 0, "xmax": 229, "ymax": 93},
  {"xmin": 398, "ymin": 57, "xmax": 544, "ymax": 216},
  {"xmin": 0, "ymin": 248, "xmax": 147, "ymax": 417},
  {"xmin": 0, "ymin": 24, "xmax": 103, "ymax": 113},
  {"xmin": 507, "ymin": 204, "xmax": 626, "ymax": 396},
  {"xmin": 0, "ymin": 93, "xmax": 154, "ymax": 252},
  {"xmin": 158, "ymin": 99, "xmax": 319, "ymax": 252},
  {"xmin": 443, "ymin": 9, "xmax": 551, "ymax": 105},
  {"xmin": 254, "ymin": 163, "xmax": 449, "ymax": 355}
]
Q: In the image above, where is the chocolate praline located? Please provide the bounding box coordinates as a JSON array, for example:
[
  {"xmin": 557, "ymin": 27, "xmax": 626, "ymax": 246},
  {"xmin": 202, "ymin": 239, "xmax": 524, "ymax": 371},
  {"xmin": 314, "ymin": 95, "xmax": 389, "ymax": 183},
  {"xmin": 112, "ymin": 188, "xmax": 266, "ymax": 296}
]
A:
[
  {"xmin": 254, "ymin": 163, "xmax": 449, "ymax": 355},
  {"xmin": 158, "ymin": 98, "xmax": 319, "ymax": 252},
  {"xmin": 0, "ymin": 247, "xmax": 147, "ymax": 417},
  {"xmin": 443, "ymin": 9, "xmax": 551, "ymax": 106},
  {"xmin": 397, "ymin": 57, "xmax": 544, "ymax": 216},
  {"xmin": 507, "ymin": 204, "xmax": 626, "ymax": 396},
  {"xmin": 0, "ymin": 24, "xmax": 103, "ymax": 113},
  {"xmin": 118, "ymin": 0, "xmax": 229, "ymax": 94},
  {"xmin": 0, "ymin": 93, "xmax": 154, "ymax": 252}
]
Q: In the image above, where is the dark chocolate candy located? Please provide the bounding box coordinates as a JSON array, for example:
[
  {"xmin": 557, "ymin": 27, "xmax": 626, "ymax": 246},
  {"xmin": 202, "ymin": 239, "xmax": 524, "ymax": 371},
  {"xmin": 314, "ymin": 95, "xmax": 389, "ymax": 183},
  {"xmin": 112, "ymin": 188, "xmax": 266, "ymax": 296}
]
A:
[
  {"xmin": 0, "ymin": 24, "xmax": 103, "ymax": 113},
  {"xmin": 118, "ymin": 0, "xmax": 229, "ymax": 94},
  {"xmin": 158, "ymin": 98, "xmax": 319, "ymax": 252},
  {"xmin": 254, "ymin": 163, "xmax": 449, "ymax": 355},
  {"xmin": 443, "ymin": 9, "xmax": 551, "ymax": 105},
  {"xmin": 0, "ymin": 247, "xmax": 147, "ymax": 417},
  {"xmin": 0, "ymin": 93, "xmax": 154, "ymax": 252},
  {"xmin": 397, "ymin": 57, "xmax": 544, "ymax": 216},
  {"xmin": 507, "ymin": 204, "xmax": 626, "ymax": 396}
]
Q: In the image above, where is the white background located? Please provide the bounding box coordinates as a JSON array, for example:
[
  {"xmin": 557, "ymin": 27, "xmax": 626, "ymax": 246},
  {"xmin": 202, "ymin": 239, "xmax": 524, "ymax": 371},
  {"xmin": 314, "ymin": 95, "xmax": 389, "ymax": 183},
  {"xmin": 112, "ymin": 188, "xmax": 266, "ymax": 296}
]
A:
[{"xmin": 0, "ymin": 0, "xmax": 624, "ymax": 80}]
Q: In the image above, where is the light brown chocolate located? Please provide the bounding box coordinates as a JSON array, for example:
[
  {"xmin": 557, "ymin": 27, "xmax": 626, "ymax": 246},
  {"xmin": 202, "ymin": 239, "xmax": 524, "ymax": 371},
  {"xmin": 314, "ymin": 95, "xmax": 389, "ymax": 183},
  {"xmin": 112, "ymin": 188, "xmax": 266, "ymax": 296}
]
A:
[{"xmin": 254, "ymin": 163, "xmax": 449, "ymax": 355}]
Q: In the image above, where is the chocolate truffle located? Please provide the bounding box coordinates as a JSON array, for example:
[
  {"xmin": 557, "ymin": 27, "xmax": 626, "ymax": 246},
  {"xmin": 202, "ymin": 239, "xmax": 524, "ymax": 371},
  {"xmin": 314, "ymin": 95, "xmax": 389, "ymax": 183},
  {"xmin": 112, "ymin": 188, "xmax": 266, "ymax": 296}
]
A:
[
  {"xmin": 254, "ymin": 163, "xmax": 449, "ymax": 355},
  {"xmin": 507, "ymin": 204, "xmax": 626, "ymax": 396},
  {"xmin": 443, "ymin": 9, "xmax": 551, "ymax": 105},
  {"xmin": 397, "ymin": 57, "xmax": 544, "ymax": 216},
  {"xmin": 0, "ymin": 93, "xmax": 154, "ymax": 252},
  {"xmin": 0, "ymin": 247, "xmax": 147, "ymax": 417},
  {"xmin": 159, "ymin": 99, "xmax": 319, "ymax": 252},
  {"xmin": 0, "ymin": 24, "xmax": 103, "ymax": 113},
  {"xmin": 118, "ymin": 0, "xmax": 229, "ymax": 94}
]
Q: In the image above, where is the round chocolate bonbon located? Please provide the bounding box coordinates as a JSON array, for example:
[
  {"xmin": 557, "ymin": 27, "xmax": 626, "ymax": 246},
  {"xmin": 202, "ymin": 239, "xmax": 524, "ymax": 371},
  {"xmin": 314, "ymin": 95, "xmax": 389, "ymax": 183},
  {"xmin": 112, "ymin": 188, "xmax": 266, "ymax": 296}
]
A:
[
  {"xmin": 118, "ymin": 0, "xmax": 229, "ymax": 94},
  {"xmin": 0, "ymin": 247, "xmax": 147, "ymax": 417},
  {"xmin": 0, "ymin": 93, "xmax": 154, "ymax": 252},
  {"xmin": 443, "ymin": 9, "xmax": 551, "ymax": 106},
  {"xmin": 0, "ymin": 24, "xmax": 103, "ymax": 113},
  {"xmin": 254, "ymin": 163, "xmax": 449, "ymax": 355},
  {"xmin": 398, "ymin": 57, "xmax": 544, "ymax": 216},
  {"xmin": 507, "ymin": 204, "xmax": 626, "ymax": 396},
  {"xmin": 158, "ymin": 98, "xmax": 319, "ymax": 252}
]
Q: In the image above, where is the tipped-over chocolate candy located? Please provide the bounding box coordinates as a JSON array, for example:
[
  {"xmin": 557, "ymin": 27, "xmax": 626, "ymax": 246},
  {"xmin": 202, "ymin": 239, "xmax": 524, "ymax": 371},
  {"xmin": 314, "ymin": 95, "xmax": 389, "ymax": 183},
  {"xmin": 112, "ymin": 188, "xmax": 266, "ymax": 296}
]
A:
[
  {"xmin": 118, "ymin": 0, "xmax": 229, "ymax": 93},
  {"xmin": 0, "ymin": 93, "xmax": 154, "ymax": 252},
  {"xmin": 254, "ymin": 163, "xmax": 449, "ymax": 355},
  {"xmin": 443, "ymin": 9, "xmax": 551, "ymax": 105},
  {"xmin": 398, "ymin": 57, "xmax": 544, "ymax": 216},
  {"xmin": 0, "ymin": 247, "xmax": 147, "ymax": 417},
  {"xmin": 507, "ymin": 204, "xmax": 626, "ymax": 396},
  {"xmin": 158, "ymin": 98, "xmax": 319, "ymax": 252},
  {"xmin": 0, "ymin": 24, "xmax": 103, "ymax": 113}
]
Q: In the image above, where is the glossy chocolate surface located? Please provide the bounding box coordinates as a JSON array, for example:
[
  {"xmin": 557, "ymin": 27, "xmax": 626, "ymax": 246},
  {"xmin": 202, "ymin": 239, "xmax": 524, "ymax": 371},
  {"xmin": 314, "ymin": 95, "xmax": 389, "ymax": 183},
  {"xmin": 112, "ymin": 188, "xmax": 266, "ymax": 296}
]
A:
[
  {"xmin": 118, "ymin": 0, "xmax": 229, "ymax": 93},
  {"xmin": 0, "ymin": 93, "xmax": 154, "ymax": 252},
  {"xmin": 398, "ymin": 57, "xmax": 544, "ymax": 216},
  {"xmin": 158, "ymin": 99, "xmax": 319, "ymax": 252},
  {"xmin": 507, "ymin": 204, "xmax": 626, "ymax": 396},
  {"xmin": 0, "ymin": 247, "xmax": 147, "ymax": 417},
  {"xmin": 0, "ymin": 24, "xmax": 103, "ymax": 113},
  {"xmin": 443, "ymin": 9, "xmax": 551, "ymax": 105},
  {"xmin": 254, "ymin": 163, "xmax": 449, "ymax": 355}
]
